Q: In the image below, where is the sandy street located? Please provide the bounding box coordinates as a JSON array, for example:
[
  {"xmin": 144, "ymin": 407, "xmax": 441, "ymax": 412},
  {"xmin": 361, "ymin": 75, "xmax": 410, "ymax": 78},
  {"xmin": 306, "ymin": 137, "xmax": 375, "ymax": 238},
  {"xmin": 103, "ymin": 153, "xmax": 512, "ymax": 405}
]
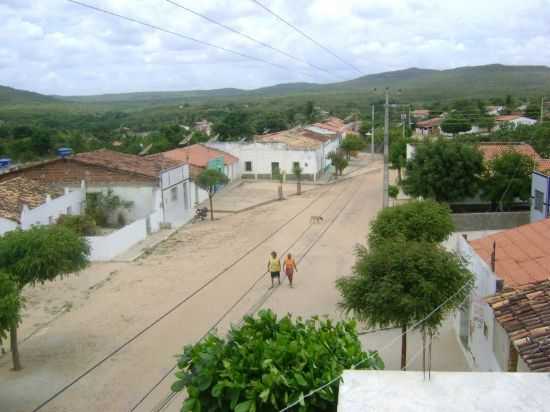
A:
[{"xmin": 0, "ymin": 159, "xmax": 467, "ymax": 412}]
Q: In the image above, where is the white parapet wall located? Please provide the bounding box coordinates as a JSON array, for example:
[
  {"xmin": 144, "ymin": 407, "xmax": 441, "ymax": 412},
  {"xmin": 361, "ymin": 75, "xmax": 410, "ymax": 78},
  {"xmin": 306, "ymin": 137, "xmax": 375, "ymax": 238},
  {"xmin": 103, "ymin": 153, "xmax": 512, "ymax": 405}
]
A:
[{"xmin": 86, "ymin": 217, "xmax": 148, "ymax": 261}]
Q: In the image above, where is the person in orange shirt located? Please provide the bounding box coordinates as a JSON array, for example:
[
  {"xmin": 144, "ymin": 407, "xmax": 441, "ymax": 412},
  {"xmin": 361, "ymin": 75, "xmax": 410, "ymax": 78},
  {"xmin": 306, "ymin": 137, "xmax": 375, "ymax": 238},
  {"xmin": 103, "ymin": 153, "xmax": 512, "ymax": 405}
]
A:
[{"xmin": 283, "ymin": 253, "xmax": 298, "ymax": 288}]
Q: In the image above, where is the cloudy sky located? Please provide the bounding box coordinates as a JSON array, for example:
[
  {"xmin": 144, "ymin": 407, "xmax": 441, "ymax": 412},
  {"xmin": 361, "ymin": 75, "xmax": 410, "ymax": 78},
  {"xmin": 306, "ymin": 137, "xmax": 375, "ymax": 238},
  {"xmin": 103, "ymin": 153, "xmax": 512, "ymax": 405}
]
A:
[{"xmin": 1, "ymin": 0, "xmax": 550, "ymax": 96}]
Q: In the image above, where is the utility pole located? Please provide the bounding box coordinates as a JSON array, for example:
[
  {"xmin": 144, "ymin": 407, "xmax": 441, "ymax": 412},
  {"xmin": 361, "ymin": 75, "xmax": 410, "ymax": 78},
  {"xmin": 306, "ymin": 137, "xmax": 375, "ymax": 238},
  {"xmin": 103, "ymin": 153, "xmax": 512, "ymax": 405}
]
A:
[
  {"xmin": 383, "ymin": 89, "xmax": 390, "ymax": 208},
  {"xmin": 370, "ymin": 104, "xmax": 374, "ymax": 156},
  {"xmin": 541, "ymin": 96, "xmax": 545, "ymax": 123}
]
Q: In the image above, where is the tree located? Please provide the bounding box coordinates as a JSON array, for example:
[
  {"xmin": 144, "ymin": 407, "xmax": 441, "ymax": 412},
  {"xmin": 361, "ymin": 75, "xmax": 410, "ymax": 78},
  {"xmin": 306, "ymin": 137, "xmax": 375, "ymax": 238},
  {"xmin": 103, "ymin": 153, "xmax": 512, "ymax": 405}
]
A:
[
  {"xmin": 525, "ymin": 98, "xmax": 542, "ymax": 120},
  {"xmin": 253, "ymin": 111, "xmax": 288, "ymax": 134},
  {"xmin": 402, "ymin": 139, "xmax": 484, "ymax": 202},
  {"xmin": 172, "ymin": 309, "xmax": 383, "ymax": 412},
  {"xmin": 213, "ymin": 111, "xmax": 254, "ymax": 141},
  {"xmin": 481, "ymin": 151, "xmax": 535, "ymax": 211},
  {"xmin": 340, "ymin": 133, "xmax": 366, "ymax": 159},
  {"xmin": 304, "ymin": 100, "xmax": 316, "ymax": 123},
  {"xmin": 389, "ymin": 136, "xmax": 408, "ymax": 182},
  {"xmin": 0, "ymin": 273, "xmax": 22, "ymax": 358},
  {"xmin": 441, "ymin": 113, "xmax": 472, "ymax": 135},
  {"xmin": 292, "ymin": 162, "xmax": 303, "ymax": 195},
  {"xmin": 478, "ymin": 115, "xmax": 496, "ymax": 132},
  {"xmin": 0, "ymin": 226, "xmax": 90, "ymax": 370},
  {"xmin": 369, "ymin": 200, "xmax": 454, "ymax": 248},
  {"xmin": 388, "ymin": 185, "xmax": 399, "ymax": 204},
  {"xmin": 327, "ymin": 151, "xmax": 348, "ymax": 176},
  {"xmin": 195, "ymin": 169, "xmax": 229, "ymax": 220},
  {"xmin": 337, "ymin": 240, "xmax": 473, "ymax": 369}
]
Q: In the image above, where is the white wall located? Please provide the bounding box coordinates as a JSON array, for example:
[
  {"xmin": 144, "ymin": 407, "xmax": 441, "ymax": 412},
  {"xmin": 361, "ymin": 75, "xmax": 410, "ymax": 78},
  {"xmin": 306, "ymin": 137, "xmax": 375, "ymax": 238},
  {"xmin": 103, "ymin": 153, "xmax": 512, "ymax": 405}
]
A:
[
  {"xmin": 86, "ymin": 217, "xmax": 148, "ymax": 261},
  {"xmin": 20, "ymin": 187, "xmax": 84, "ymax": 230},
  {"xmin": 86, "ymin": 185, "xmax": 155, "ymax": 221},
  {"xmin": 207, "ymin": 141, "xmax": 323, "ymax": 180},
  {"xmin": 531, "ymin": 172, "xmax": 548, "ymax": 222},
  {"xmin": 455, "ymin": 236, "xmax": 502, "ymax": 371},
  {"xmin": 160, "ymin": 164, "xmax": 196, "ymax": 228},
  {"xmin": 0, "ymin": 218, "xmax": 18, "ymax": 236}
]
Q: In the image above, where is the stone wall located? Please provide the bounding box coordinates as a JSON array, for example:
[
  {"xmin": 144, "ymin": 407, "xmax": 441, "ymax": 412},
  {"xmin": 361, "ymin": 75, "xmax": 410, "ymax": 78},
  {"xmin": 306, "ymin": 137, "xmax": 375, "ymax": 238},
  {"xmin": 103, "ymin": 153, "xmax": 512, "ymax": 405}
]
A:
[{"xmin": 452, "ymin": 211, "xmax": 529, "ymax": 231}]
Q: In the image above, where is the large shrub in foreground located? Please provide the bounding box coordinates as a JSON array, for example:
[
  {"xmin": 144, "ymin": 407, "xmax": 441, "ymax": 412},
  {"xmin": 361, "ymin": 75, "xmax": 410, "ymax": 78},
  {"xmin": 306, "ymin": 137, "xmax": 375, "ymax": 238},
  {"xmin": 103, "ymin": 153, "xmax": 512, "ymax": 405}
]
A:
[{"xmin": 172, "ymin": 310, "xmax": 383, "ymax": 412}]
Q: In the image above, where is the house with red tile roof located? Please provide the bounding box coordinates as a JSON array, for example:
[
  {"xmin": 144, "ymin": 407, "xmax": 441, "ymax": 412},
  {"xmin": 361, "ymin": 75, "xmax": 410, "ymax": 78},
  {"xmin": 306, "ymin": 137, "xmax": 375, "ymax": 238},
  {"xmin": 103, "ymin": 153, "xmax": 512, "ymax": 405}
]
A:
[
  {"xmin": 477, "ymin": 142, "xmax": 542, "ymax": 163},
  {"xmin": 415, "ymin": 117, "xmax": 442, "ymax": 136},
  {"xmin": 454, "ymin": 219, "xmax": 550, "ymax": 371},
  {"xmin": 495, "ymin": 114, "xmax": 537, "ymax": 129},
  {"xmin": 486, "ymin": 279, "xmax": 550, "ymax": 372},
  {"xmin": 153, "ymin": 144, "xmax": 239, "ymax": 181},
  {"xmin": 0, "ymin": 149, "xmax": 198, "ymax": 230}
]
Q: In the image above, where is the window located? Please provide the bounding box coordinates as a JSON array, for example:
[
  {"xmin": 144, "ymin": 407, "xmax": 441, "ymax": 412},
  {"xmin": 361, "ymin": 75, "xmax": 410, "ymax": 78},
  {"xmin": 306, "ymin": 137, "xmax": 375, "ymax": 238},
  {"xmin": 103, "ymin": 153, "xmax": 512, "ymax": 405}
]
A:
[
  {"xmin": 293, "ymin": 161, "xmax": 300, "ymax": 171},
  {"xmin": 48, "ymin": 216, "xmax": 53, "ymax": 224},
  {"xmin": 171, "ymin": 187, "xmax": 178, "ymax": 201},
  {"xmin": 535, "ymin": 190, "xmax": 544, "ymax": 212},
  {"xmin": 245, "ymin": 161, "xmax": 253, "ymax": 172},
  {"xmin": 66, "ymin": 206, "xmax": 72, "ymax": 215}
]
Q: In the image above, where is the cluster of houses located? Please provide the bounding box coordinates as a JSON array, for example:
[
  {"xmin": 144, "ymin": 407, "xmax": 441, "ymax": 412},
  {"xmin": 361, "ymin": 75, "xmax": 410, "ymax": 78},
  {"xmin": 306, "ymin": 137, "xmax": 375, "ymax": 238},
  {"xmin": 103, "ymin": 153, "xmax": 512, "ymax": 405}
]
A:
[
  {"xmin": 412, "ymin": 106, "xmax": 538, "ymax": 137},
  {"xmin": 0, "ymin": 117, "xmax": 352, "ymax": 260}
]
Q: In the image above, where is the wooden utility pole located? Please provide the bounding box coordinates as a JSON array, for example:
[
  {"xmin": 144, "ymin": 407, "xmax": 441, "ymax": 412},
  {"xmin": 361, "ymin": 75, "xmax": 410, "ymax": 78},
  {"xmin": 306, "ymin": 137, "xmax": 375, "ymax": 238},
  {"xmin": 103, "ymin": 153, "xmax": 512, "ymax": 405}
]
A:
[
  {"xmin": 383, "ymin": 89, "xmax": 390, "ymax": 208},
  {"xmin": 371, "ymin": 104, "xmax": 375, "ymax": 155}
]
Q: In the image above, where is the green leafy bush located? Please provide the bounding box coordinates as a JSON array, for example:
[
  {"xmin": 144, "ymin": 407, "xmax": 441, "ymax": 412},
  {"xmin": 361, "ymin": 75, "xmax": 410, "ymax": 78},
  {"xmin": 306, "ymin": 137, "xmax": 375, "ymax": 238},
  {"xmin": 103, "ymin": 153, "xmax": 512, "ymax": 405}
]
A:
[
  {"xmin": 57, "ymin": 214, "xmax": 97, "ymax": 236},
  {"xmin": 85, "ymin": 189, "xmax": 133, "ymax": 227},
  {"xmin": 172, "ymin": 310, "xmax": 383, "ymax": 412}
]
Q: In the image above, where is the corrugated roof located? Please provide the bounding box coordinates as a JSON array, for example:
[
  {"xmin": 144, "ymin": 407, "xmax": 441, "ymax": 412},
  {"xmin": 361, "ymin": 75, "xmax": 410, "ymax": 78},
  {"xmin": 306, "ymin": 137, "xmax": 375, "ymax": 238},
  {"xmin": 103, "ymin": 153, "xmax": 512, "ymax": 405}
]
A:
[
  {"xmin": 470, "ymin": 219, "xmax": 550, "ymax": 286},
  {"xmin": 156, "ymin": 144, "xmax": 238, "ymax": 168},
  {"xmin": 0, "ymin": 177, "xmax": 62, "ymax": 222},
  {"xmin": 486, "ymin": 279, "xmax": 550, "ymax": 372},
  {"xmin": 73, "ymin": 149, "xmax": 182, "ymax": 178}
]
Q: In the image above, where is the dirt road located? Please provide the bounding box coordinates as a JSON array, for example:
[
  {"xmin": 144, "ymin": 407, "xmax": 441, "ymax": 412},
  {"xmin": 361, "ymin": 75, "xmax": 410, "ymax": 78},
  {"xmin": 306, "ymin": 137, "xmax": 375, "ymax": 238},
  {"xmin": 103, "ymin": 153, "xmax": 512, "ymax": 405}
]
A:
[{"xmin": 0, "ymin": 160, "xmax": 466, "ymax": 412}]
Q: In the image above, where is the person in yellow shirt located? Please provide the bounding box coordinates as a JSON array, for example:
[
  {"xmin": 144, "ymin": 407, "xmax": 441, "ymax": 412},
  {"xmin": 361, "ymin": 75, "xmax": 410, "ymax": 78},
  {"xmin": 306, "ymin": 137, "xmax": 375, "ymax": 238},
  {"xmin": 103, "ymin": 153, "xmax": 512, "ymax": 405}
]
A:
[
  {"xmin": 283, "ymin": 253, "xmax": 298, "ymax": 288},
  {"xmin": 267, "ymin": 251, "xmax": 281, "ymax": 289}
]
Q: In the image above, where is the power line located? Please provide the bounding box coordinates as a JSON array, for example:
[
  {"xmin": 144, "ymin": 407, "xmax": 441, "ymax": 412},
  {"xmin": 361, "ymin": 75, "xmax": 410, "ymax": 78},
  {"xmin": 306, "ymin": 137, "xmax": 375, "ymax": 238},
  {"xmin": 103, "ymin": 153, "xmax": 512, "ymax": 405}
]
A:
[
  {"xmin": 66, "ymin": 0, "xmax": 314, "ymax": 79},
  {"xmin": 278, "ymin": 278, "xmax": 474, "ymax": 412},
  {"xmin": 249, "ymin": 0, "xmax": 363, "ymax": 75},
  {"xmin": 165, "ymin": 0, "xmax": 338, "ymax": 79}
]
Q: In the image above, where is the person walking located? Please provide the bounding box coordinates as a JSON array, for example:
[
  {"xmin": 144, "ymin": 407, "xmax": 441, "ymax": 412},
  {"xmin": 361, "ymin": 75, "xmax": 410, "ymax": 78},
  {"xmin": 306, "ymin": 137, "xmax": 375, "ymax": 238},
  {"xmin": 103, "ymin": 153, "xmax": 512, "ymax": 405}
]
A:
[
  {"xmin": 283, "ymin": 253, "xmax": 298, "ymax": 288},
  {"xmin": 267, "ymin": 251, "xmax": 281, "ymax": 289}
]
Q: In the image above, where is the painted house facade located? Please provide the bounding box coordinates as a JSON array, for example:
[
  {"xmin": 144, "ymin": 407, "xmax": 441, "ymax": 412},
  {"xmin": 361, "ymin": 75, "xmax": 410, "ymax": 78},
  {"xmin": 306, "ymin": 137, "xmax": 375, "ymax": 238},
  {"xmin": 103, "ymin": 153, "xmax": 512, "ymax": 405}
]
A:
[{"xmin": 454, "ymin": 219, "xmax": 550, "ymax": 371}]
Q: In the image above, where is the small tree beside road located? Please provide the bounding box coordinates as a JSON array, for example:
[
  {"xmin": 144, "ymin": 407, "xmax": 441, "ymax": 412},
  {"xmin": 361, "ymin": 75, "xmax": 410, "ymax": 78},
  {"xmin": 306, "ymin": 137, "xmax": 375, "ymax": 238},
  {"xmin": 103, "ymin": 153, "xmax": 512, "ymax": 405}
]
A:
[
  {"xmin": 402, "ymin": 139, "xmax": 484, "ymax": 202},
  {"xmin": 327, "ymin": 150, "xmax": 348, "ymax": 176},
  {"xmin": 337, "ymin": 240, "xmax": 473, "ymax": 370},
  {"xmin": 196, "ymin": 169, "xmax": 229, "ymax": 220},
  {"xmin": 292, "ymin": 162, "xmax": 303, "ymax": 195},
  {"xmin": 340, "ymin": 133, "xmax": 366, "ymax": 159},
  {"xmin": 0, "ymin": 272, "xmax": 22, "ymax": 356},
  {"xmin": 0, "ymin": 226, "xmax": 90, "ymax": 370}
]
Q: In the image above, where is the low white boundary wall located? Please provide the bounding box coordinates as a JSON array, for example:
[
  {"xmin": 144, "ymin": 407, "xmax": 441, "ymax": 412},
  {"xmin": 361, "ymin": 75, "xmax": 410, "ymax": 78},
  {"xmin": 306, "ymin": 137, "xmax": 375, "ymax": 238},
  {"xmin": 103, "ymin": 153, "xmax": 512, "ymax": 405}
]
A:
[{"xmin": 87, "ymin": 217, "xmax": 148, "ymax": 261}]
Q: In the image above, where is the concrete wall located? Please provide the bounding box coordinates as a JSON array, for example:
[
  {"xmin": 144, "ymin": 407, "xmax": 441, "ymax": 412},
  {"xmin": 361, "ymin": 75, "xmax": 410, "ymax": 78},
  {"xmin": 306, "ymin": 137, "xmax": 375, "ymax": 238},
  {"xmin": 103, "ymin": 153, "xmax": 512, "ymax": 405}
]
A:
[
  {"xmin": 452, "ymin": 211, "xmax": 530, "ymax": 231},
  {"xmin": 20, "ymin": 187, "xmax": 84, "ymax": 230},
  {"xmin": 86, "ymin": 185, "xmax": 155, "ymax": 221},
  {"xmin": 87, "ymin": 217, "xmax": 148, "ymax": 261},
  {"xmin": 455, "ymin": 236, "xmax": 502, "ymax": 371},
  {"xmin": 531, "ymin": 172, "xmax": 549, "ymax": 222},
  {"xmin": 206, "ymin": 141, "xmax": 323, "ymax": 181},
  {"xmin": 0, "ymin": 218, "xmax": 18, "ymax": 236}
]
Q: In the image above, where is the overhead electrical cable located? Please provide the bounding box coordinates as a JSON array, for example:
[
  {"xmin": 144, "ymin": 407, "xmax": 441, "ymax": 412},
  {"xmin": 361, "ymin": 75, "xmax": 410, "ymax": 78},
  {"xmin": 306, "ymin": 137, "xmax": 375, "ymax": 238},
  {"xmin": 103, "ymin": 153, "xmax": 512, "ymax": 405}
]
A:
[
  {"xmin": 249, "ymin": 0, "xmax": 363, "ymax": 75},
  {"xmin": 165, "ymin": 0, "xmax": 339, "ymax": 79}
]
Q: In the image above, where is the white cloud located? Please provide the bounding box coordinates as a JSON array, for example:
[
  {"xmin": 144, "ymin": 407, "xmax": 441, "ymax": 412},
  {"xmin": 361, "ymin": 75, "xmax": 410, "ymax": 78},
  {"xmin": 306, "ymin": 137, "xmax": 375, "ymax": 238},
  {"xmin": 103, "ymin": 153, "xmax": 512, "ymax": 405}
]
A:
[{"xmin": 0, "ymin": 0, "xmax": 548, "ymax": 95}]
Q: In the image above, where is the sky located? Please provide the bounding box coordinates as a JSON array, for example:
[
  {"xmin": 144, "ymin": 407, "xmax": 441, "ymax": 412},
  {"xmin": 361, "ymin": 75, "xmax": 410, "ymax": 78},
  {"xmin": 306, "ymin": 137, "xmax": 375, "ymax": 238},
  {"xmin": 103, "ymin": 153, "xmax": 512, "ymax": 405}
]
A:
[{"xmin": 1, "ymin": 0, "xmax": 550, "ymax": 96}]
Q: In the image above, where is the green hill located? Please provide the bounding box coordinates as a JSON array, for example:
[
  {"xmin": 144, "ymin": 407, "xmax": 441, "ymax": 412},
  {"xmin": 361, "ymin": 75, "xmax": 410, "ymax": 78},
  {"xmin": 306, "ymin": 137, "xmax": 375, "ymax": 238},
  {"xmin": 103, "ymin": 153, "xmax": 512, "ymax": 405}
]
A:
[
  {"xmin": 0, "ymin": 85, "xmax": 55, "ymax": 105},
  {"xmin": 51, "ymin": 64, "xmax": 550, "ymax": 104}
]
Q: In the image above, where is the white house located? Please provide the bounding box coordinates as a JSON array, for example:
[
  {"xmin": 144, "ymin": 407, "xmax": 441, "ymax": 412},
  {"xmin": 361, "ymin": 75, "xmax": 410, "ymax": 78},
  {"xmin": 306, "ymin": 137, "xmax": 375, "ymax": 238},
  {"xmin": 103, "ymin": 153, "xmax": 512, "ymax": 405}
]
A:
[
  {"xmin": 0, "ymin": 176, "xmax": 84, "ymax": 236},
  {"xmin": 531, "ymin": 168, "xmax": 550, "ymax": 222},
  {"xmin": 495, "ymin": 115, "xmax": 537, "ymax": 129},
  {"xmin": 454, "ymin": 219, "xmax": 550, "ymax": 371},
  {"xmin": 205, "ymin": 117, "xmax": 349, "ymax": 182}
]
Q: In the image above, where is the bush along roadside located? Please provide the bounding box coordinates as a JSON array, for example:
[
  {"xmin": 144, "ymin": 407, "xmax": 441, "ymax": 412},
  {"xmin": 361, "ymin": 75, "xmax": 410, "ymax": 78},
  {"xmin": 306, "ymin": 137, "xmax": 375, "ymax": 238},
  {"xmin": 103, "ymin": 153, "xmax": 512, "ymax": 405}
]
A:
[{"xmin": 172, "ymin": 309, "xmax": 383, "ymax": 412}]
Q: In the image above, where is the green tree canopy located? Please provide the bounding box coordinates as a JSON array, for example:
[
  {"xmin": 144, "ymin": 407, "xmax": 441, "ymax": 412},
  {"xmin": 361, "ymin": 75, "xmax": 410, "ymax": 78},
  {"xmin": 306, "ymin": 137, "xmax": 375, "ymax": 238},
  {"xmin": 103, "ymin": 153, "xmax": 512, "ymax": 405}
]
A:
[
  {"xmin": 172, "ymin": 309, "xmax": 383, "ymax": 412},
  {"xmin": 441, "ymin": 113, "xmax": 472, "ymax": 135},
  {"xmin": 481, "ymin": 151, "xmax": 535, "ymax": 210},
  {"xmin": 196, "ymin": 169, "xmax": 229, "ymax": 220},
  {"xmin": 213, "ymin": 111, "xmax": 254, "ymax": 141},
  {"xmin": 369, "ymin": 200, "xmax": 454, "ymax": 248},
  {"xmin": 525, "ymin": 98, "xmax": 542, "ymax": 120},
  {"xmin": 337, "ymin": 240, "xmax": 473, "ymax": 369},
  {"xmin": 0, "ymin": 225, "xmax": 90, "ymax": 370},
  {"xmin": 327, "ymin": 150, "xmax": 348, "ymax": 176},
  {"xmin": 402, "ymin": 139, "xmax": 484, "ymax": 202},
  {"xmin": 0, "ymin": 272, "xmax": 22, "ymax": 343},
  {"xmin": 340, "ymin": 133, "xmax": 366, "ymax": 159}
]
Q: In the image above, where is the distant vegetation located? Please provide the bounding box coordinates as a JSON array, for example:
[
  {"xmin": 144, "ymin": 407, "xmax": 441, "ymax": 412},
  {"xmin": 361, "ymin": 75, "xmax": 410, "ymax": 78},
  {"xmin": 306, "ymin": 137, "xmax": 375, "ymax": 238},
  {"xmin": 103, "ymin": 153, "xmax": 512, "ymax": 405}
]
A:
[{"xmin": 0, "ymin": 64, "xmax": 549, "ymax": 163}]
